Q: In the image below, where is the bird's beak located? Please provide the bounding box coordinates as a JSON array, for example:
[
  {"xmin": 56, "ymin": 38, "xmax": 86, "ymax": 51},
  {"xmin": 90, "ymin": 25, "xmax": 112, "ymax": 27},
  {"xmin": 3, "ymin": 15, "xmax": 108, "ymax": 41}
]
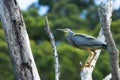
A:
[{"xmin": 56, "ymin": 29, "xmax": 65, "ymax": 32}]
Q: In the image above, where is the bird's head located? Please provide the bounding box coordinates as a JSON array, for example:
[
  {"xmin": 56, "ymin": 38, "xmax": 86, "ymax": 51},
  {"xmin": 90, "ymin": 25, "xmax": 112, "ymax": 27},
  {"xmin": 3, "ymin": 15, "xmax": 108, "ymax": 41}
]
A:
[{"xmin": 56, "ymin": 28, "xmax": 73, "ymax": 33}]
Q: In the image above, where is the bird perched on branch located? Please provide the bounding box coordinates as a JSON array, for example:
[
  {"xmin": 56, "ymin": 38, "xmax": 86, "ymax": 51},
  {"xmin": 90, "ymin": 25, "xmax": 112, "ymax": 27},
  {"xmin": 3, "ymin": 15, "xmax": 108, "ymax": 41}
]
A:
[{"xmin": 57, "ymin": 28, "xmax": 107, "ymax": 69}]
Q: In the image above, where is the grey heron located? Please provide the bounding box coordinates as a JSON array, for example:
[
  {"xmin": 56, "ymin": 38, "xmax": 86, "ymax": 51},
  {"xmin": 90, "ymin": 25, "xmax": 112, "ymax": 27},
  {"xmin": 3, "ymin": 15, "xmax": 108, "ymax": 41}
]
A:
[{"xmin": 57, "ymin": 28, "xmax": 107, "ymax": 69}]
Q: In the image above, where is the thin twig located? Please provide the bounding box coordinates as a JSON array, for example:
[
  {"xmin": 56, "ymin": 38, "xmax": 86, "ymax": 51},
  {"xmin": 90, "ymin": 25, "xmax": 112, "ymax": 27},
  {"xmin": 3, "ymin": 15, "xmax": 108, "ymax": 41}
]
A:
[
  {"xmin": 45, "ymin": 16, "xmax": 60, "ymax": 80},
  {"xmin": 98, "ymin": 0, "xmax": 120, "ymax": 80}
]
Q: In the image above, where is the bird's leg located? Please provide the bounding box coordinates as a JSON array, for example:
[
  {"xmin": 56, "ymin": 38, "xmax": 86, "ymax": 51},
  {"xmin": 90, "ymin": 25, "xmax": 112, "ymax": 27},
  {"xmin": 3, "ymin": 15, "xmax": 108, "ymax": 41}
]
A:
[
  {"xmin": 80, "ymin": 48, "xmax": 93, "ymax": 70},
  {"xmin": 89, "ymin": 50, "xmax": 96, "ymax": 65},
  {"xmin": 80, "ymin": 49, "xmax": 97, "ymax": 70},
  {"xmin": 84, "ymin": 48, "xmax": 94, "ymax": 67},
  {"xmin": 84, "ymin": 48, "xmax": 93, "ymax": 66},
  {"xmin": 85, "ymin": 50, "xmax": 97, "ymax": 67}
]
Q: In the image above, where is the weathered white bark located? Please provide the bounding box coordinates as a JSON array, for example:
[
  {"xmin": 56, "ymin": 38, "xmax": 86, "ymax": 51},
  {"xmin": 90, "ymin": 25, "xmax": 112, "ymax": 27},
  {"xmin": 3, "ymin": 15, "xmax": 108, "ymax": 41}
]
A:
[
  {"xmin": 0, "ymin": 0, "xmax": 40, "ymax": 80},
  {"xmin": 80, "ymin": 28, "xmax": 105, "ymax": 80},
  {"xmin": 103, "ymin": 73, "xmax": 112, "ymax": 80},
  {"xmin": 45, "ymin": 16, "xmax": 60, "ymax": 80},
  {"xmin": 98, "ymin": 0, "xmax": 120, "ymax": 80},
  {"xmin": 103, "ymin": 69, "xmax": 120, "ymax": 80}
]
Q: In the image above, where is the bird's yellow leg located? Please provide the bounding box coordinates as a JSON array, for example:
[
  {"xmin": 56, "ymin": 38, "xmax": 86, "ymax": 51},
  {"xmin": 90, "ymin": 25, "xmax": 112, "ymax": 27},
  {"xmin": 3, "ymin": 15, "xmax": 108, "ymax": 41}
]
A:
[
  {"xmin": 80, "ymin": 48, "xmax": 93, "ymax": 70},
  {"xmin": 89, "ymin": 50, "xmax": 96, "ymax": 65},
  {"xmin": 80, "ymin": 49, "xmax": 97, "ymax": 70},
  {"xmin": 84, "ymin": 48, "xmax": 92, "ymax": 65},
  {"xmin": 86, "ymin": 50, "xmax": 97, "ymax": 67}
]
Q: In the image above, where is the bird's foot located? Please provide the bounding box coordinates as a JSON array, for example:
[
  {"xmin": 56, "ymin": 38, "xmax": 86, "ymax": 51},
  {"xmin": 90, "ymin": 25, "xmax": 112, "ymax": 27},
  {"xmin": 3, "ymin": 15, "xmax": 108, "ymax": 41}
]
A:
[
  {"xmin": 80, "ymin": 63, "xmax": 90, "ymax": 70},
  {"xmin": 80, "ymin": 65, "xmax": 84, "ymax": 70}
]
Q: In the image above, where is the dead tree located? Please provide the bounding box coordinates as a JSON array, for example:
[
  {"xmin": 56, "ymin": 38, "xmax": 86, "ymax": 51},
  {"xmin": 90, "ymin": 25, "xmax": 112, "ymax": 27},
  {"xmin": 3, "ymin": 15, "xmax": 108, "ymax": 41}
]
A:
[
  {"xmin": 99, "ymin": 0, "xmax": 120, "ymax": 80},
  {"xmin": 81, "ymin": 0, "xmax": 120, "ymax": 80},
  {"xmin": 0, "ymin": 0, "xmax": 41, "ymax": 80}
]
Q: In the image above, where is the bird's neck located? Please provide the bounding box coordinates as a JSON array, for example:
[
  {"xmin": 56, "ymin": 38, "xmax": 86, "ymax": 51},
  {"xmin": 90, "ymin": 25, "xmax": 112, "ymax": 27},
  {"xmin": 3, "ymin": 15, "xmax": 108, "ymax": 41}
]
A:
[
  {"xmin": 66, "ymin": 31, "xmax": 74, "ymax": 36},
  {"xmin": 65, "ymin": 31, "xmax": 75, "ymax": 47}
]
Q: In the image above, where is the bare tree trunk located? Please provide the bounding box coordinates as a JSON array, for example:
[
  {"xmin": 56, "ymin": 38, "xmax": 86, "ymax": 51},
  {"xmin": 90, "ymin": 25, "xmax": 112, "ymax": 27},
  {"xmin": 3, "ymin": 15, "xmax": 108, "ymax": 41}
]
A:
[
  {"xmin": 98, "ymin": 0, "xmax": 120, "ymax": 80},
  {"xmin": 0, "ymin": 0, "xmax": 41, "ymax": 80}
]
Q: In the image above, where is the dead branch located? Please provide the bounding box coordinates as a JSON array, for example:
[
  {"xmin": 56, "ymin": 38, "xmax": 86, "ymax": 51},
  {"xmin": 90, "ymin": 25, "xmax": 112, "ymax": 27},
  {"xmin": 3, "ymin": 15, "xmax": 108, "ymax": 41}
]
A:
[
  {"xmin": 45, "ymin": 16, "xmax": 60, "ymax": 80},
  {"xmin": 98, "ymin": 0, "xmax": 120, "ymax": 80},
  {"xmin": 103, "ymin": 73, "xmax": 112, "ymax": 80}
]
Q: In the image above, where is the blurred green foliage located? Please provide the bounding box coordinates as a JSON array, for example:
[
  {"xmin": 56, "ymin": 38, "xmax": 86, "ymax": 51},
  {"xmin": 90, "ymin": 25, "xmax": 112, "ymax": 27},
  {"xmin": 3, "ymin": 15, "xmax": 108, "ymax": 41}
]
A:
[{"xmin": 0, "ymin": 0, "xmax": 120, "ymax": 80}]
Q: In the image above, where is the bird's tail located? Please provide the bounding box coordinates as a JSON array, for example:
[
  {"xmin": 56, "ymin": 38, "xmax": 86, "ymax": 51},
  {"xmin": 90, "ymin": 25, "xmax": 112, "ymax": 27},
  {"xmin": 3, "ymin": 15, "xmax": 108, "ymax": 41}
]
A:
[{"xmin": 102, "ymin": 44, "xmax": 107, "ymax": 49}]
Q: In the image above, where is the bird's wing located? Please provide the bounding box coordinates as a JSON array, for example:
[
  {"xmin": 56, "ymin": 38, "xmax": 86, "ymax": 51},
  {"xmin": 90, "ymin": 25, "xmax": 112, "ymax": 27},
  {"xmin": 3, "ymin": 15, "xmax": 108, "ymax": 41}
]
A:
[{"xmin": 72, "ymin": 34, "xmax": 105, "ymax": 46}]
